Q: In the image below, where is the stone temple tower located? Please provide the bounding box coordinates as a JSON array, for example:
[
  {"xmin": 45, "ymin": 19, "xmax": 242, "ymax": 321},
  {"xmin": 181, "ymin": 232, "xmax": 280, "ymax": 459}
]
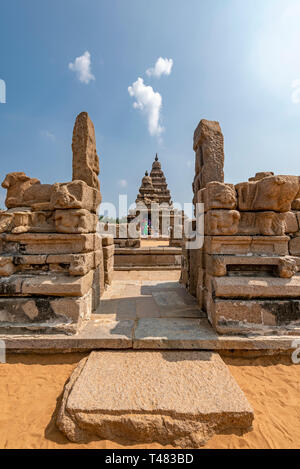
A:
[{"xmin": 135, "ymin": 154, "xmax": 172, "ymax": 207}]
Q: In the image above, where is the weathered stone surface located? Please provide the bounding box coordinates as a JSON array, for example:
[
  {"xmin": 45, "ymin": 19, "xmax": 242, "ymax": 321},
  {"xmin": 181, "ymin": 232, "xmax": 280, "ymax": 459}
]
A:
[
  {"xmin": 198, "ymin": 182, "xmax": 237, "ymax": 211},
  {"xmin": 278, "ymin": 258, "xmax": 298, "ymax": 278},
  {"xmin": 193, "ymin": 120, "xmax": 225, "ymax": 193},
  {"xmin": 248, "ymin": 172, "xmax": 274, "ymax": 182},
  {"xmin": 205, "ymin": 254, "xmax": 299, "ymax": 278},
  {"xmin": 0, "ymin": 256, "xmax": 16, "ymax": 276},
  {"xmin": 101, "ymin": 235, "xmax": 114, "ymax": 246},
  {"xmin": 212, "ymin": 275, "xmax": 300, "ymax": 299},
  {"xmin": 211, "ymin": 298, "xmax": 300, "ymax": 335},
  {"xmin": 204, "ymin": 236, "xmax": 289, "ymax": 256},
  {"xmin": 50, "ymin": 181, "xmax": 101, "ymax": 213},
  {"xmin": 1, "ymin": 172, "xmax": 40, "ymax": 209},
  {"xmin": 236, "ymin": 175, "xmax": 299, "ymax": 212},
  {"xmin": 134, "ymin": 318, "xmax": 217, "ymax": 349},
  {"xmin": 0, "ymin": 292, "xmax": 92, "ymax": 334},
  {"xmin": 22, "ymin": 183, "xmax": 53, "ymax": 210},
  {"xmin": 290, "ymin": 237, "xmax": 300, "ymax": 256},
  {"xmin": 0, "ymin": 212, "xmax": 14, "ymax": 233},
  {"xmin": 284, "ymin": 212, "xmax": 299, "ymax": 233},
  {"xmin": 0, "ymin": 233, "xmax": 100, "ymax": 255},
  {"xmin": 54, "ymin": 209, "xmax": 97, "ymax": 234},
  {"xmin": 238, "ymin": 212, "xmax": 286, "ymax": 236},
  {"xmin": 20, "ymin": 270, "xmax": 95, "ymax": 297},
  {"xmin": 205, "ymin": 210, "xmax": 240, "ymax": 235},
  {"xmin": 102, "ymin": 244, "xmax": 115, "ymax": 259},
  {"xmin": 57, "ymin": 350, "xmax": 253, "ymax": 447},
  {"xmin": 72, "ymin": 112, "xmax": 100, "ymax": 190},
  {"xmin": 292, "ymin": 183, "xmax": 300, "ymax": 210}
]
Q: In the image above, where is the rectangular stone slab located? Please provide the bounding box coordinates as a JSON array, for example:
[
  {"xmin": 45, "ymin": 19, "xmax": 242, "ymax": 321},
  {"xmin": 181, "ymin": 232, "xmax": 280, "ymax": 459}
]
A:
[
  {"xmin": 0, "ymin": 270, "xmax": 95, "ymax": 297},
  {"xmin": 212, "ymin": 275, "xmax": 300, "ymax": 298},
  {"xmin": 0, "ymin": 233, "xmax": 100, "ymax": 255},
  {"xmin": 57, "ymin": 350, "xmax": 253, "ymax": 447}
]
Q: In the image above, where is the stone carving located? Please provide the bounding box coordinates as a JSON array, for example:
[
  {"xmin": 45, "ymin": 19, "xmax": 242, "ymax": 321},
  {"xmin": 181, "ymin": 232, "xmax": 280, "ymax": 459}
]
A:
[
  {"xmin": 22, "ymin": 183, "xmax": 53, "ymax": 210},
  {"xmin": 50, "ymin": 180, "xmax": 101, "ymax": 213},
  {"xmin": 278, "ymin": 258, "xmax": 298, "ymax": 279},
  {"xmin": 236, "ymin": 175, "xmax": 300, "ymax": 212},
  {"xmin": 205, "ymin": 210, "xmax": 240, "ymax": 236},
  {"xmin": 1, "ymin": 172, "xmax": 40, "ymax": 208},
  {"xmin": 54, "ymin": 209, "xmax": 97, "ymax": 234},
  {"xmin": 72, "ymin": 112, "xmax": 100, "ymax": 190},
  {"xmin": 238, "ymin": 212, "xmax": 286, "ymax": 236},
  {"xmin": 198, "ymin": 182, "xmax": 237, "ymax": 211}
]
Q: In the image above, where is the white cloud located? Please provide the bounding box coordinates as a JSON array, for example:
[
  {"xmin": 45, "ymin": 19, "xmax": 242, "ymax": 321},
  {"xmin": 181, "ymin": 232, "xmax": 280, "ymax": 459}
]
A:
[
  {"xmin": 146, "ymin": 57, "xmax": 173, "ymax": 78},
  {"xmin": 128, "ymin": 77, "xmax": 163, "ymax": 137},
  {"xmin": 118, "ymin": 179, "xmax": 128, "ymax": 188},
  {"xmin": 291, "ymin": 79, "xmax": 300, "ymax": 104},
  {"xmin": 69, "ymin": 51, "xmax": 95, "ymax": 84},
  {"xmin": 41, "ymin": 130, "xmax": 56, "ymax": 141}
]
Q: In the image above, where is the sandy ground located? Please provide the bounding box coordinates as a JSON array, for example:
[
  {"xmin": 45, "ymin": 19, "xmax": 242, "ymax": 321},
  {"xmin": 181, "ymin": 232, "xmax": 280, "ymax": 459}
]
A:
[{"xmin": 0, "ymin": 353, "xmax": 299, "ymax": 449}]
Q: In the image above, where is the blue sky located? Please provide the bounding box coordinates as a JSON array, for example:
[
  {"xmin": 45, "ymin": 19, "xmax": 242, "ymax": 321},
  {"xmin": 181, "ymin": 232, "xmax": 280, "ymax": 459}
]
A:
[{"xmin": 0, "ymin": 0, "xmax": 300, "ymax": 212}]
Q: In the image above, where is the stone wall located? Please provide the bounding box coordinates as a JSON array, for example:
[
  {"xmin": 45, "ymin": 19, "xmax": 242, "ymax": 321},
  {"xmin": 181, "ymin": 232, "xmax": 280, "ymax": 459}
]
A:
[
  {"xmin": 182, "ymin": 119, "xmax": 300, "ymax": 336},
  {"xmin": 0, "ymin": 112, "xmax": 107, "ymax": 335}
]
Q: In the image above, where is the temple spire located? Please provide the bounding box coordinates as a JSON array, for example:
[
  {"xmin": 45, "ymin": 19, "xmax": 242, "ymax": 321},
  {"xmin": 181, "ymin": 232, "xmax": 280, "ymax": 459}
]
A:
[{"xmin": 155, "ymin": 153, "xmax": 158, "ymax": 161}]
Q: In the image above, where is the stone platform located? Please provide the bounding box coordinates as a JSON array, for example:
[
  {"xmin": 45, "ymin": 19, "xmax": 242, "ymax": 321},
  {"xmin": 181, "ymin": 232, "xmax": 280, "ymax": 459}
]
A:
[
  {"xmin": 57, "ymin": 350, "xmax": 254, "ymax": 447},
  {"xmin": 1, "ymin": 271, "xmax": 299, "ymax": 354}
]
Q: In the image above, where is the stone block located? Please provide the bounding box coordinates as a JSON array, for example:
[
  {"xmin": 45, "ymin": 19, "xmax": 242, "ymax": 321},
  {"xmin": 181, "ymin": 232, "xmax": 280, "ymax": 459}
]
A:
[
  {"xmin": 104, "ymin": 270, "xmax": 113, "ymax": 286},
  {"xmin": 103, "ymin": 255, "xmax": 114, "ymax": 271},
  {"xmin": 236, "ymin": 175, "xmax": 300, "ymax": 212},
  {"xmin": 101, "ymin": 235, "xmax": 114, "ymax": 246},
  {"xmin": 50, "ymin": 180, "xmax": 101, "ymax": 213},
  {"xmin": 57, "ymin": 351, "xmax": 253, "ymax": 447},
  {"xmin": 0, "ymin": 292, "xmax": 92, "ymax": 334},
  {"xmin": 204, "ymin": 236, "xmax": 252, "ymax": 255},
  {"xmin": 212, "ymin": 275, "xmax": 300, "ymax": 299},
  {"xmin": 238, "ymin": 212, "xmax": 286, "ymax": 236},
  {"xmin": 54, "ymin": 209, "xmax": 97, "ymax": 234},
  {"xmin": 290, "ymin": 237, "xmax": 300, "ymax": 256},
  {"xmin": 211, "ymin": 298, "xmax": 300, "ymax": 335},
  {"xmin": 102, "ymin": 244, "xmax": 115, "ymax": 259},
  {"xmin": 198, "ymin": 182, "xmax": 237, "ymax": 211},
  {"xmin": 205, "ymin": 210, "xmax": 240, "ymax": 235},
  {"xmin": 20, "ymin": 270, "xmax": 95, "ymax": 297},
  {"xmin": 0, "ymin": 233, "xmax": 100, "ymax": 255}
]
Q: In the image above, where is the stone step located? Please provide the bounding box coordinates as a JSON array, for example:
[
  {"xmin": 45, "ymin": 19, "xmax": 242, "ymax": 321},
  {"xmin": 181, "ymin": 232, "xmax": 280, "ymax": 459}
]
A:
[{"xmin": 57, "ymin": 350, "xmax": 254, "ymax": 448}]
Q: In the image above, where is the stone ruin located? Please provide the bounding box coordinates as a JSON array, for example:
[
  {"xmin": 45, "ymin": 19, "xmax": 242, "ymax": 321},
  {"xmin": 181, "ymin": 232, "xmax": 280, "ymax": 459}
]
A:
[
  {"xmin": 181, "ymin": 119, "xmax": 300, "ymax": 336},
  {"xmin": 0, "ymin": 112, "xmax": 114, "ymax": 335}
]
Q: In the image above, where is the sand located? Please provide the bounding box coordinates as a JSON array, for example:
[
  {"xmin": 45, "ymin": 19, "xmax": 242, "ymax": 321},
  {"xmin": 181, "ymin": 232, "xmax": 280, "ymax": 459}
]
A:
[{"xmin": 0, "ymin": 353, "xmax": 299, "ymax": 449}]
